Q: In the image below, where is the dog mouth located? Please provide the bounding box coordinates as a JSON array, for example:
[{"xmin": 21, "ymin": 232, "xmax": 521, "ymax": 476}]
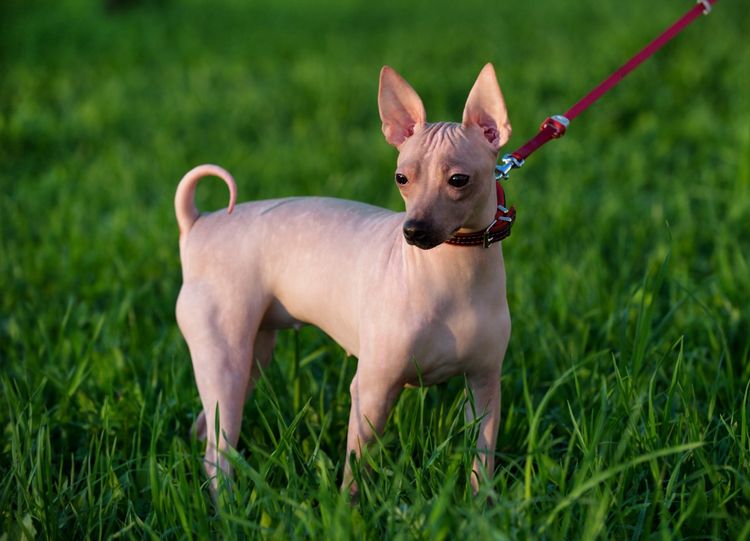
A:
[
  {"xmin": 402, "ymin": 219, "xmax": 452, "ymax": 249},
  {"xmin": 404, "ymin": 235, "xmax": 443, "ymax": 250},
  {"xmin": 402, "ymin": 228, "xmax": 444, "ymax": 249}
]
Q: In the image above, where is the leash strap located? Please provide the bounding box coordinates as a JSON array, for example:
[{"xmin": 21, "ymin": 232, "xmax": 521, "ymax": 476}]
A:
[
  {"xmin": 496, "ymin": 0, "xmax": 718, "ymax": 180},
  {"xmin": 448, "ymin": 0, "xmax": 717, "ymax": 248}
]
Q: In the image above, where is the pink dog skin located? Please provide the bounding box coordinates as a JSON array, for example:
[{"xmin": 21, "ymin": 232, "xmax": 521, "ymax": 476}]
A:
[{"xmin": 175, "ymin": 64, "xmax": 512, "ymax": 496}]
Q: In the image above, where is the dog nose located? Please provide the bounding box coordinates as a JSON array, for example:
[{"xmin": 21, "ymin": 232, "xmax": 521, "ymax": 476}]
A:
[{"xmin": 403, "ymin": 220, "xmax": 431, "ymax": 245}]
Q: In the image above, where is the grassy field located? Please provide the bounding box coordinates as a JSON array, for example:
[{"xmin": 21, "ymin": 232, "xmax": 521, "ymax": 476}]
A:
[{"xmin": 1, "ymin": 0, "xmax": 749, "ymax": 538}]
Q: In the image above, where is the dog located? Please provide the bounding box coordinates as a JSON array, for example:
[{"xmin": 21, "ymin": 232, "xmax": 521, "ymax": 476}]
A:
[{"xmin": 175, "ymin": 63, "xmax": 513, "ymax": 496}]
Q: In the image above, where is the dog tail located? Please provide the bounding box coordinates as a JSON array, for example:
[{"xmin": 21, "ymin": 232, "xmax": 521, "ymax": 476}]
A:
[{"xmin": 175, "ymin": 164, "xmax": 237, "ymax": 239}]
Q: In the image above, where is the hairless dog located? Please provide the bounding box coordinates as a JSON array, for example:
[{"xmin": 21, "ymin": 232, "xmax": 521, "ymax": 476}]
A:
[{"xmin": 175, "ymin": 64, "xmax": 512, "ymax": 496}]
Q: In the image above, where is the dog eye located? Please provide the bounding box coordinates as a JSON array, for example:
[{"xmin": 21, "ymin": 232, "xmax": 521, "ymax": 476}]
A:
[
  {"xmin": 395, "ymin": 173, "xmax": 409, "ymax": 185},
  {"xmin": 448, "ymin": 174, "xmax": 470, "ymax": 188}
]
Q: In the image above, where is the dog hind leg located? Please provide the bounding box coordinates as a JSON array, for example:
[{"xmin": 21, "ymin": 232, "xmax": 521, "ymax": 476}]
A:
[
  {"xmin": 190, "ymin": 328, "xmax": 277, "ymax": 442},
  {"xmin": 177, "ymin": 283, "xmax": 262, "ymax": 493}
]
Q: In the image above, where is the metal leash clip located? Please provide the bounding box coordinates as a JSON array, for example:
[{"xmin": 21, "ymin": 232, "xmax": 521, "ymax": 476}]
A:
[{"xmin": 495, "ymin": 154, "xmax": 524, "ymax": 180}]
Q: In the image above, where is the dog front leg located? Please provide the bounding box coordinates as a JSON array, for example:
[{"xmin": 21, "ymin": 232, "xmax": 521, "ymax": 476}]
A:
[
  {"xmin": 466, "ymin": 372, "xmax": 501, "ymax": 495},
  {"xmin": 341, "ymin": 371, "xmax": 400, "ymax": 497}
]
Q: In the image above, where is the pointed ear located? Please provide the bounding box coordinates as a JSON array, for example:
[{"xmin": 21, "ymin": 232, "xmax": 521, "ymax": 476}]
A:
[
  {"xmin": 378, "ymin": 66, "xmax": 426, "ymax": 148},
  {"xmin": 462, "ymin": 63, "xmax": 512, "ymax": 153}
]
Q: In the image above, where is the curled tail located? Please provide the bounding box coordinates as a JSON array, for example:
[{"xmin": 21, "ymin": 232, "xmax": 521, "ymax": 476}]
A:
[{"xmin": 175, "ymin": 164, "xmax": 237, "ymax": 240}]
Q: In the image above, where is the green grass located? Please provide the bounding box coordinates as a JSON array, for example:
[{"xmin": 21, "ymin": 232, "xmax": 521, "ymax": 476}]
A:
[{"xmin": 1, "ymin": 0, "xmax": 749, "ymax": 538}]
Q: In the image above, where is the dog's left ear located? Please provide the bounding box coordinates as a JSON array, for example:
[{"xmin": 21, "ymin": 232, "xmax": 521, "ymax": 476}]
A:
[{"xmin": 462, "ymin": 63, "xmax": 512, "ymax": 153}]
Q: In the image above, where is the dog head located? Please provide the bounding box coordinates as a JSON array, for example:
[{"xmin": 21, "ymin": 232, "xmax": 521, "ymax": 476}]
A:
[{"xmin": 378, "ymin": 64, "xmax": 512, "ymax": 249}]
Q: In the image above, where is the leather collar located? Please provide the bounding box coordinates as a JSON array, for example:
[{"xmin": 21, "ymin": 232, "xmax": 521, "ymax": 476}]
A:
[{"xmin": 444, "ymin": 182, "xmax": 516, "ymax": 248}]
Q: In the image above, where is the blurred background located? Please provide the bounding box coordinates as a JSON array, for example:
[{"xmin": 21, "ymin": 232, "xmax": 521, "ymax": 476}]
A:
[
  {"xmin": 1, "ymin": 0, "xmax": 749, "ymax": 537},
  {"xmin": 3, "ymin": 0, "xmax": 747, "ymax": 377}
]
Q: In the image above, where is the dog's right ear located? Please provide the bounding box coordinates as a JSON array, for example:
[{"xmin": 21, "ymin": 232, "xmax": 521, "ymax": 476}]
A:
[{"xmin": 378, "ymin": 66, "xmax": 426, "ymax": 148}]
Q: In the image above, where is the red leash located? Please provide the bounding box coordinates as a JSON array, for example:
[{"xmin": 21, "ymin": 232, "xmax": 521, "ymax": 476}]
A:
[
  {"xmin": 496, "ymin": 0, "xmax": 719, "ymax": 180},
  {"xmin": 448, "ymin": 0, "xmax": 718, "ymax": 248}
]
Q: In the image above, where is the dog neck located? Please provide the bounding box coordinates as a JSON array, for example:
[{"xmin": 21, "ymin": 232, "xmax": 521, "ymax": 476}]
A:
[{"xmin": 395, "ymin": 228, "xmax": 505, "ymax": 292}]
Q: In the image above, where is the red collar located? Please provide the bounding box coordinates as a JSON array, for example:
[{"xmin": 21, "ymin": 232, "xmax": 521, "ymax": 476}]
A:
[{"xmin": 444, "ymin": 182, "xmax": 516, "ymax": 248}]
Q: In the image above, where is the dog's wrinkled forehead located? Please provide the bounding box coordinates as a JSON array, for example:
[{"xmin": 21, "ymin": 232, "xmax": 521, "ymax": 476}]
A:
[
  {"xmin": 414, "ymin": 122, "xmax": 469, "ymax": 149},
  {"xmin": 398, "ymin": 121, "xmax": 494, "ymax": 168}
]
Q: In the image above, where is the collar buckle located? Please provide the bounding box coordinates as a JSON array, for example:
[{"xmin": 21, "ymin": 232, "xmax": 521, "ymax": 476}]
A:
[{"xmin": 483, "ymin": 219, "xmax": 499, "ymax": 249}]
